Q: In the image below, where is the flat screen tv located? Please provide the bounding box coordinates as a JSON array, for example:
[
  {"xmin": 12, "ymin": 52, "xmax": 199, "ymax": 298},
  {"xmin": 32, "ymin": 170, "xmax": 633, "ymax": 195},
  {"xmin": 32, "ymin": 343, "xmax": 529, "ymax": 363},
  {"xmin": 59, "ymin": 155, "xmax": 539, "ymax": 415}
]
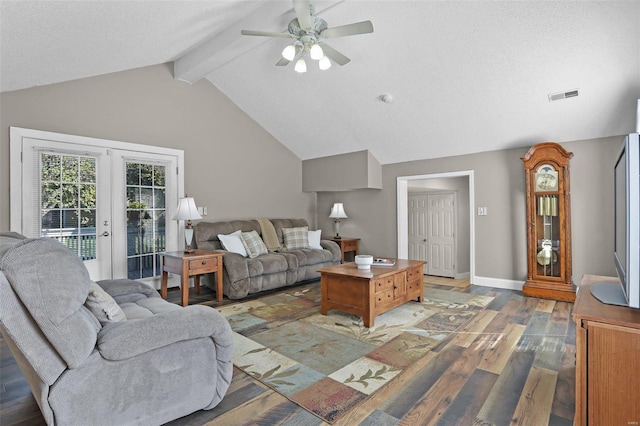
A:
[{"xmin": 591, "ymin": 133, "xmax": 640, "ymax": 309}]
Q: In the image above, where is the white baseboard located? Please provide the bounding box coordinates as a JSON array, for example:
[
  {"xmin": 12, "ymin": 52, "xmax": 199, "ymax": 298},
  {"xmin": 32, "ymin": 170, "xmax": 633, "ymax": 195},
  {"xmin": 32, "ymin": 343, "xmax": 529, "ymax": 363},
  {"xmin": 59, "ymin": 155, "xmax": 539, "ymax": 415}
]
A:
[
  {"xmin": 455, "ymin": 271, "xmax": 470, "ymax": 280},
  {"xmin": 473, "ymin": 276, "xmax": 524, "ymax": 291}
]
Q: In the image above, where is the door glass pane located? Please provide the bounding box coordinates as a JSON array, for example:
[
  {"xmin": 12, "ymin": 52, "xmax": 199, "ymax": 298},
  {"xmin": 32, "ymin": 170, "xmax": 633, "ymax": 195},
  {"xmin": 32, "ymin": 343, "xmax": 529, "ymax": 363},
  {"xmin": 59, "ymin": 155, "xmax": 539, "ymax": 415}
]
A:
[
  {"xmin": 126, "ymin": 162, "xmax": 166, "ymax": 280},
  {"xmin": 40, "ymin": 152, "xmax": 97, "ymax": 261}
]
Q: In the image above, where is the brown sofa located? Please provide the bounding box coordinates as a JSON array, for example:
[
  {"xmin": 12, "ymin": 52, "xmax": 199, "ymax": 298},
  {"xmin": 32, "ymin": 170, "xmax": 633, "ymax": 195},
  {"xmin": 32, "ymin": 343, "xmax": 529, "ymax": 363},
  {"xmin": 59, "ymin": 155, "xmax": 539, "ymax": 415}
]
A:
[{"xmin": 195, "ymin": 218, "xmax": 340, "ymax": 299}]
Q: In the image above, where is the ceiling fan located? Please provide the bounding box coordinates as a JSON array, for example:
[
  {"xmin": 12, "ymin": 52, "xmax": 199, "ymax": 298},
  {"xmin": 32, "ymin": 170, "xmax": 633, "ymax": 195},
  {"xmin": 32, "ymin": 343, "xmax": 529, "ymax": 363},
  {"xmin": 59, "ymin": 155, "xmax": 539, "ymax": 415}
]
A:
[{"xmin": 241, "ymin": 0, "xmax": 373, "ymax": 73}]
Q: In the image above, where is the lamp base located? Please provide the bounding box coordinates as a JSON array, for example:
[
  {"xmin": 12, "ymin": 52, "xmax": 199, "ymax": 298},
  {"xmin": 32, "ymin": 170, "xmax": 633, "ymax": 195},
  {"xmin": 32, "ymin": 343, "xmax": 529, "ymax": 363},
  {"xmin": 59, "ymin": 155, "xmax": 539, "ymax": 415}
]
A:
[
  {"xmin": 184, "ymin": 247, "xmax": 195, "ymax": 253},
  {"xmin": 333, "ymin": 235, "xmax": 342, "ymax": 239}
]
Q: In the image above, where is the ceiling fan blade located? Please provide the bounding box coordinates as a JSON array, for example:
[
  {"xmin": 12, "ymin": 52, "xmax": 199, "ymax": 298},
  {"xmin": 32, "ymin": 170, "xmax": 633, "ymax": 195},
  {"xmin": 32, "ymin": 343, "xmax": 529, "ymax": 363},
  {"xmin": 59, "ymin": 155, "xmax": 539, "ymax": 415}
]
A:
[
  {"xmin": 320, "ymin": 20, "xmax": 374, "ymax": 39},
  {"xmin": 241, "ymin": 30, "xmax": 291, "ymax": 38},
  {"xmin": 319, "ymin": 43, "xmax": 350, "ymax": 66},
  {"xmin": 276, "ymin": 58, "xmax": 291, "ymax": 66},
  {"xmin": 293, "ymin": 0, "xmax": 313, "ymax": 30}
]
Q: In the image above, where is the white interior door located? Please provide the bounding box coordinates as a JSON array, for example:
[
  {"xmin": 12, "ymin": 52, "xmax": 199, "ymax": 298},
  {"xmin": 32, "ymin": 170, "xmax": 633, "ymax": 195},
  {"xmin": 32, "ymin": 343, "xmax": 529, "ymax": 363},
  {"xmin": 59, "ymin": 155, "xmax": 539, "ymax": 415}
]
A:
[
  {"xmin": 408, "ymin": 194, "xmax": 428, "ymax": 263},
  {"xmin": 427, "ymin": 192, "xmax": 456, "ymax": 278}
]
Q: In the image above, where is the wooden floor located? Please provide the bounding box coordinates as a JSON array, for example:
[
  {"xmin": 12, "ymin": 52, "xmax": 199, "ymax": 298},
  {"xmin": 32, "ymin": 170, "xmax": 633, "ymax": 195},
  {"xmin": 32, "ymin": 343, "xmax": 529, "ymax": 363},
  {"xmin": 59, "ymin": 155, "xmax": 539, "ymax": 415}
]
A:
[{"xmin": 0, "ymin": 279, "xmax": 576, "ymax": 426}]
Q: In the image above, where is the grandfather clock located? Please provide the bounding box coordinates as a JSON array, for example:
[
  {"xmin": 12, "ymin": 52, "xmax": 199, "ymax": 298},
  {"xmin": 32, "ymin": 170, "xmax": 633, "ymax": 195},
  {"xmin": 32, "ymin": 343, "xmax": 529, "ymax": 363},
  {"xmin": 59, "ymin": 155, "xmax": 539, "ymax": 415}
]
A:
[{"xmin": 521, "ymin": 142, "xmax": 575, "ymax": 302}]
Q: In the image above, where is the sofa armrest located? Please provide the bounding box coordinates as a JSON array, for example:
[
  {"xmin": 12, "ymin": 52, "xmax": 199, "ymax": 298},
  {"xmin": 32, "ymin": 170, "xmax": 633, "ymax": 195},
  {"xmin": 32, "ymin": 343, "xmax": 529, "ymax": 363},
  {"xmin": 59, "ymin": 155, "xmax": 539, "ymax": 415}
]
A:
[
  {"xmin": 320, "ymin": 240, "xmax": 341, "ymax": 262},
  {"xmin": 97, "ymin": 305, "xmax": 232, "ymax": 361},
  {"xmin": 220, "ymin": 251, "xmax": 250, "ymax": 283},
  {"xmin": 96, "ymin": 278, "xmax": 159, "ymax": 304}
]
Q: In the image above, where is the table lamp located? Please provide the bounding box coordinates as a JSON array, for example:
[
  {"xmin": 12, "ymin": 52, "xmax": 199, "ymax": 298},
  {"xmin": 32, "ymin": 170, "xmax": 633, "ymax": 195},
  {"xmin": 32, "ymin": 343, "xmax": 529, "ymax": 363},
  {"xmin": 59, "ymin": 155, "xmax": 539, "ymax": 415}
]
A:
[
  {"xmin": 174, "ymin": 197, "xmax": 202, "ymax": 252},
  {"xmin": 329, "ymin": 202, "xmax": 348, "ymax": 239}
]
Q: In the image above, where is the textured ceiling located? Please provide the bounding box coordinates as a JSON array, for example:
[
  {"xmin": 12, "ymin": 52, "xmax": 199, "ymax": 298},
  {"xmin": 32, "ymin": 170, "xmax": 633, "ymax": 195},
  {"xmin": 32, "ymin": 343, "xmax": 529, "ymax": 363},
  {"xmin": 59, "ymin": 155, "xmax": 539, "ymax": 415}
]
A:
[{"xmin": 2, "ymin": 1, "xmax": 639, "ymax": 164}]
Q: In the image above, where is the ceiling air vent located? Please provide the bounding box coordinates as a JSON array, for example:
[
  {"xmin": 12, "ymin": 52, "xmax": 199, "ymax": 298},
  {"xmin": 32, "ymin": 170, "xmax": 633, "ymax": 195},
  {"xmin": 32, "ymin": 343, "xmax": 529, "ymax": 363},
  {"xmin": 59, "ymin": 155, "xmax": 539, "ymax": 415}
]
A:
[{"xmin": 548, "ymin": 89, "xmax": 579, "ymax": 102}]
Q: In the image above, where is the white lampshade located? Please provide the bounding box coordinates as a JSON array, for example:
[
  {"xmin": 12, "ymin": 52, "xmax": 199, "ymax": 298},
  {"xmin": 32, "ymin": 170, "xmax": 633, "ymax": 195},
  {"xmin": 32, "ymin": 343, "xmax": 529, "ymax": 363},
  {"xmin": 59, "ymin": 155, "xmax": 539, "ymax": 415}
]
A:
[
  {"xmin": 310, "ymin": 43, "xmax": 324, "ymax": 60},
  {"xmin": 329, "ymin": 203, "xmax": 348, "ymax": 219},
  {"xmin": 174, "ymin": 197, "xmax": 202, "ymax": 252},
  {"xmin": 319, "ymin": 55, "xmax": 331, "ymax": 70},
  {"xmin": 173, "ymin": 197, "xmax": 202, "ymax": 221},
  {"xmin": 294, "ymin": 57, "xmax": 307, "ymax": 73},
  {"xmin": 282, "ymin": 44, "xmax": 296, "ymax": 61}
]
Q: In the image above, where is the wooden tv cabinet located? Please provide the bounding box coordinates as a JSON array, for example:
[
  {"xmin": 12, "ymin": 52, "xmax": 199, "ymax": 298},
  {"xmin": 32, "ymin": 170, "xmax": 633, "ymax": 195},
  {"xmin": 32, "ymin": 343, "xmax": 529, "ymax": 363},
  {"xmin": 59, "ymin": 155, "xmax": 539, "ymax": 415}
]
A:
[{"xmin": 572, "ymin": 275, "xmax": 640, "ymax": 425}]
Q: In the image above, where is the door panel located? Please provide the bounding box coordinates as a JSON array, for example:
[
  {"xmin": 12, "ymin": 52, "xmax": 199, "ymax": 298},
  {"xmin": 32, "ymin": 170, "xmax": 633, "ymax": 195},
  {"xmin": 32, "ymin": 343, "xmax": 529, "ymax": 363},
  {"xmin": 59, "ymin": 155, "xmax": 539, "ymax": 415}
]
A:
[
  {"xmin": 22, "ymin": 139, "xmax": 112, "ymax": 280},
  {"xmin": 408, "ymin": 195, "xmax": 428, "ymax": 262},
  {"xmin": 427, "ymin": 193, "xmax": 456, "ymax": 278},
  {"xmin": 110, "ymin": 152, "xmax": 178, "ymax": 286}
]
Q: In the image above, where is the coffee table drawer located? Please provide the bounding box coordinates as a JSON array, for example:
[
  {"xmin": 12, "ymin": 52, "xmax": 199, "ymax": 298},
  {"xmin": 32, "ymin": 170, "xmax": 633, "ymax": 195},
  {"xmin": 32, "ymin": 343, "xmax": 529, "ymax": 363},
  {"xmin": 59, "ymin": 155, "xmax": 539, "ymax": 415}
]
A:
[
  {"xmin": 375, "ymin": 289, "xmax": 395, "ymax": 307},
  {"xmin": 374, "ymin": 277, "xmax": 395, "ymax": 293},
  {"xmin": 407, "ymin": 266, "xmax": 422, "ymax": 281},
  {"xmin": 407, "ymin": 278, "xmax": 421, "ymax": 296}
]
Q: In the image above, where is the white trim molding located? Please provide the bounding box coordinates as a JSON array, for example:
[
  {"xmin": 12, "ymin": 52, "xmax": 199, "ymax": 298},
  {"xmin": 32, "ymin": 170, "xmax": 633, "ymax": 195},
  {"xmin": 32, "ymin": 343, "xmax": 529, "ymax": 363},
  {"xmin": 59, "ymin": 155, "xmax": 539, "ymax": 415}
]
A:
[{"xmin": 473, "ymin": 276, "xmax": 524, "ymax": 291}]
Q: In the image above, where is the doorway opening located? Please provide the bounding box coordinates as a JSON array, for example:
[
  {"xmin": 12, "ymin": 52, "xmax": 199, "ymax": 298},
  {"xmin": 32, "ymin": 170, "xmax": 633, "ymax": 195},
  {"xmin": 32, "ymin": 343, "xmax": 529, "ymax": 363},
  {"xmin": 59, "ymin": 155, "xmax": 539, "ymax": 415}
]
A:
[{"xmin": 397, "ymin": 170, "xmax": 475, "ymax": 285}]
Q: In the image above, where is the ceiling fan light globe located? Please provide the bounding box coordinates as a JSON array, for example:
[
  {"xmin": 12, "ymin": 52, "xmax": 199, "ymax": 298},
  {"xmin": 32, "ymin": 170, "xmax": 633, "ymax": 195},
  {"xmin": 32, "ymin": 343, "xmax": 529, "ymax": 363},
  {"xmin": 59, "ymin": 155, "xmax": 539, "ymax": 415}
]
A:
[
  {"xmin": 295, "ymin": 57, "xmax": 307, "ymax": 73},
  {"xmin": 319, "ymin": 56, "xmax": 331, "ymax": 70},
  {"xmin": 310, "ymin": 43, "xmax": 324, "ymax": 60},
  {"xmin": 282, "ymin": 44, "xmax": 296, "ymax": 61}
]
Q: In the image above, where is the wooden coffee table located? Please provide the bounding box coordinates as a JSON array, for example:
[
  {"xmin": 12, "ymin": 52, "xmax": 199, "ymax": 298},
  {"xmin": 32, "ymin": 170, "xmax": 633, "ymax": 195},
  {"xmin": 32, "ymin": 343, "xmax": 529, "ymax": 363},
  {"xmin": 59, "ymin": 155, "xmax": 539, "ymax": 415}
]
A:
[{"xmin": 318, "ymin": 259, "xmax": 426, "ymax": 327}]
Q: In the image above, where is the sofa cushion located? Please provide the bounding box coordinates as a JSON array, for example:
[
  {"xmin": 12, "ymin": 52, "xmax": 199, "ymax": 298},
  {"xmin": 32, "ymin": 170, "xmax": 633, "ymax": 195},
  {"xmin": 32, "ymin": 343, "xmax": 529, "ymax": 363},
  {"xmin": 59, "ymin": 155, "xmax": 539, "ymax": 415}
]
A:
[
  {"xmin": 85, "ymin": 282, "xmax": 127, "ymax": 326},
  {"xmin": 246, "ymin": 253, "xmax": 289, "ymax": 277},
  {"xmin": 240, "ymin": 230, "xmax": 268, "ymax": 259},
  {"xmin": 282, "ymin": 226, "xmax": 310, "ymax": 250},
  {"xmin": 218, "ymin": 230, "xmax": 247, "ymax": 257}
]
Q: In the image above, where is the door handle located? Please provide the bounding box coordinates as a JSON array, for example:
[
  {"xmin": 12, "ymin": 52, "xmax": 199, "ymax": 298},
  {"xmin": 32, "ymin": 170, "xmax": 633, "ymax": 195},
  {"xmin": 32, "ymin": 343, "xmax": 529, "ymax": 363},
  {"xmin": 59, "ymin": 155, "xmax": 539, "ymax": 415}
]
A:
[{"xmin": 100, "ymin": 231, "xmax": 110, "ymax": 237}]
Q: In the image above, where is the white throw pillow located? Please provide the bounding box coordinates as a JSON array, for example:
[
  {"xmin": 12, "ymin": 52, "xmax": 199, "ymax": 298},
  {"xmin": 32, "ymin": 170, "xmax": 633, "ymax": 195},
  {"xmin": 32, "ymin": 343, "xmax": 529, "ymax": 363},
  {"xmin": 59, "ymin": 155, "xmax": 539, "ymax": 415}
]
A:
[
  {"xmin": 308, "ymin": 229, "xmax": 322, "ymax": 249},
  {"xmin": 85, "ymin": 282, "xmax": 127, "ymax": 326},
  {"xmin": 218, "ymin": 230, "xmax": 247, "ymax": 257}
]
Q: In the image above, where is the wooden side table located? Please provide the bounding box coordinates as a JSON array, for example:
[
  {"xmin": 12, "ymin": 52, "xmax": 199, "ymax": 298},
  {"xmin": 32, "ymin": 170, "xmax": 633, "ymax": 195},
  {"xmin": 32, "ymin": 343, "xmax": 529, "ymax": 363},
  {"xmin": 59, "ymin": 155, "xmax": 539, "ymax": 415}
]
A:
[
  {"xmin": 328, "ymin": 237, "xmax": 360, "ymax": 263},
  {"xmin": 160, "ymin": 250, "xmax": 224, "ymax": 306}
]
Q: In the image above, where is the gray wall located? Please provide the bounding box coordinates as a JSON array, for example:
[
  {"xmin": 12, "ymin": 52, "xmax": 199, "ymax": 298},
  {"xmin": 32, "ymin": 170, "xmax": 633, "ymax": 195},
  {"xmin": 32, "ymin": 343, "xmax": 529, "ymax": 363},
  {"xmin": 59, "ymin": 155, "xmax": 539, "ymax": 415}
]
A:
[
  {"xmin": 0, "ymin": 62, "xmax": 623, "ymax": 284},
  {"xmin": 318, "ymin": 135, "xmax": 622, "ymax": 284},
  {"xmin": 0, "ymin": 63, "xmax": 315, "ymax": 231}
]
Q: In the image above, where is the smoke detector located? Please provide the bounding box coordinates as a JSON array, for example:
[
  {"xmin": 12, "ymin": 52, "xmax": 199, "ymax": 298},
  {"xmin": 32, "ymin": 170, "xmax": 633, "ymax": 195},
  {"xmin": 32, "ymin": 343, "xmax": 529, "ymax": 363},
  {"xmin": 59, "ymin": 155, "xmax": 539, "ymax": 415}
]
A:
[{"xmin": 548, "ymin": 89, "xmax": 579, "ymax": 102}]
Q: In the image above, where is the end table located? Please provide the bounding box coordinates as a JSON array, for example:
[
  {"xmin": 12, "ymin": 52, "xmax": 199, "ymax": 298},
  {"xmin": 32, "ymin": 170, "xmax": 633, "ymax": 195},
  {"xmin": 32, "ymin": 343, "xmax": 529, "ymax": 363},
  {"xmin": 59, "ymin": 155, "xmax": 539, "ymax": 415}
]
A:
[
  {"xmin": 328, "ymin": 237, "xmax": 360, "ymax": 263},
  {"xmin": 160, "ymin": 250, "xmax": 224, "ymax": 306}
]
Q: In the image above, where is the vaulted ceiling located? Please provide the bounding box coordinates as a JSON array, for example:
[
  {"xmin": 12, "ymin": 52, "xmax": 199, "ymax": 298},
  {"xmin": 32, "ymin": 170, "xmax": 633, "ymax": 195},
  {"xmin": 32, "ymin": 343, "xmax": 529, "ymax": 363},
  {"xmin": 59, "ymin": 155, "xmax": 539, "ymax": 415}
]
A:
[{"xmin": 2, "ymin": 1, "xmax": 639, "ymax": 164}]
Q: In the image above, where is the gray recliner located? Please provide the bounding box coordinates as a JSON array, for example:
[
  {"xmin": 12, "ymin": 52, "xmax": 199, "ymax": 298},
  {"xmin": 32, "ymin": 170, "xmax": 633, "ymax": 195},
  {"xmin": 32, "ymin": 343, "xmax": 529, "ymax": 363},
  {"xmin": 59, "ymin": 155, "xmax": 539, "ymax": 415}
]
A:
[{"xmin": 0, "ymin": 233, "xmax": 233, "ymax": 426}]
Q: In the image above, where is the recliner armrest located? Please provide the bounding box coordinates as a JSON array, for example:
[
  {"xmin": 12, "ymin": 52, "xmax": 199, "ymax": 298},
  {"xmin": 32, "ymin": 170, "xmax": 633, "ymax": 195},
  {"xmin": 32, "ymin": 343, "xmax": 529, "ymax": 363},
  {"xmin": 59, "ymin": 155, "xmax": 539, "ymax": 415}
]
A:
[
  {"xmin": 96, "ymin": 278, "xmax": 159, "ymax": 304},
  {"xmin": 97, "ymin": 305, "xmax": 232, "ymax": 361}
]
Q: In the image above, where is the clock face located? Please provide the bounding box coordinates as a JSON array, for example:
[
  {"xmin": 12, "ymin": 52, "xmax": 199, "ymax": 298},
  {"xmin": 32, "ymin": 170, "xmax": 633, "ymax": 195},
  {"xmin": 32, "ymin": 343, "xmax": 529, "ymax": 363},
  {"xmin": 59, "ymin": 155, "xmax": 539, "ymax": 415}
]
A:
[{"xmin": 535, "ymin": 164, "xmax": 558, "ymax": 192}]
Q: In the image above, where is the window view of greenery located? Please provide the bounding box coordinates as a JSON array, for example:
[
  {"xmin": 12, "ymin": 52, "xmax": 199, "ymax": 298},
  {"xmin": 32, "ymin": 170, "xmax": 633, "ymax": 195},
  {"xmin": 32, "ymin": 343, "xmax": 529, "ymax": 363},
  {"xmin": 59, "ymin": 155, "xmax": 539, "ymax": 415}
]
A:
[
  {"xmin": 41, "ymin": 153, "xmax": 97, "ymax": 260},
  {"xmin": 127, "ymin": 162, "xmax": 166, "ymax": 280}
]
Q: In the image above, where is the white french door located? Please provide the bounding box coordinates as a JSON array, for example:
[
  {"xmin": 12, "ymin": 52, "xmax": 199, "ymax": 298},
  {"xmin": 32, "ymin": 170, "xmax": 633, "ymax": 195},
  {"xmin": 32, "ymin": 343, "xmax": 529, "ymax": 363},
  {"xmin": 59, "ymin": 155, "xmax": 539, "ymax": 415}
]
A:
[
  {"xmin": 11, "ymin": 127, "xmax": 184, "ymax": 285},
  {"xmin": 21, "ymin": 139, "xmax": 113, "ymax": 279},
  {"xmin": 111, "ymin": 152, "xmax": 178, "ymax": 281}
]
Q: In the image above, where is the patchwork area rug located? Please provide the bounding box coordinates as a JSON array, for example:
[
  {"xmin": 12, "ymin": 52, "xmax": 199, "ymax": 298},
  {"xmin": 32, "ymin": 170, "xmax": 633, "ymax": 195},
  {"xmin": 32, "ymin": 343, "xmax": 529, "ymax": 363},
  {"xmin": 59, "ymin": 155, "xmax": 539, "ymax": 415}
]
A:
[{"xmin": 217, "ymin": 285, "xmax": 494, "ymax": 424}]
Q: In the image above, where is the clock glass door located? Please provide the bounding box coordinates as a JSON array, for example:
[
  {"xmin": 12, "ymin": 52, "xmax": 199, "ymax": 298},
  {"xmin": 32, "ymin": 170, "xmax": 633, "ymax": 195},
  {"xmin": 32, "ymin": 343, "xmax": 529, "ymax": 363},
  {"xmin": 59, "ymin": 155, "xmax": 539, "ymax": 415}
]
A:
[{"xmin": 535, "ymin": 194, "xmax": 560, "ymax": 278}]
